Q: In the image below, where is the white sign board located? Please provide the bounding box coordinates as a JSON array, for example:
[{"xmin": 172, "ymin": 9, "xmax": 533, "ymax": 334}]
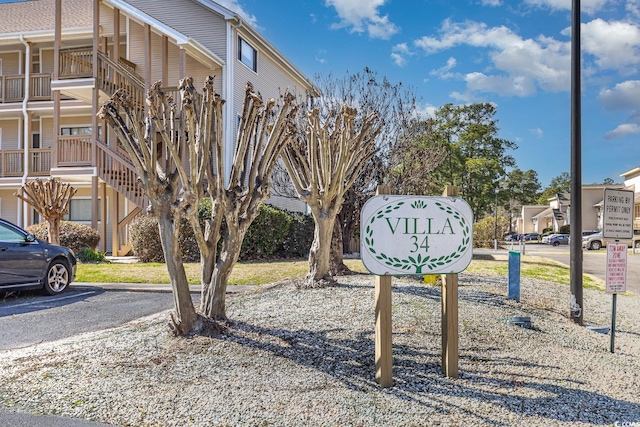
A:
[
  {"xmin": 602, "ymin": 189, "xmax": 634, "ymax": 240},
  {"xmin": 361, "ymin": 195, "xmax": 474, "ymax": 275},
  {"xmin": 606, "ymin": 242, "xmax": 627, "ymax": 294}
]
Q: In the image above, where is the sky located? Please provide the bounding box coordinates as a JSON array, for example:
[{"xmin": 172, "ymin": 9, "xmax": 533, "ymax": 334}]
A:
[{"xmin": 217, "ymin": 0, "xmax": 640, "ymax": 188}]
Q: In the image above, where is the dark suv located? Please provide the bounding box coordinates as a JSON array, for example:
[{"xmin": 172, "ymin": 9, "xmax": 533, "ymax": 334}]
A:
[{"xmin": 0, "ymin": 218, "xmax": 76, "ymax": 294}]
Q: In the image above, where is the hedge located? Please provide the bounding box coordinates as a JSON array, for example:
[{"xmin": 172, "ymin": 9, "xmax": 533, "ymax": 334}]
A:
[
  {"xmin": 27, "ymin": 221, "xmax": 100, "ymax": 253},
  {"xmin": 130, "ymin": 202, "xmax": 313, "ymax": 263}
]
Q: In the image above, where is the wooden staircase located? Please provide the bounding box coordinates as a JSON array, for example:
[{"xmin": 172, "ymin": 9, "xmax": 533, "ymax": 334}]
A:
[
  {"xmin": 59, "ymin": 48, "xmax": 182, "ymax": 254},
  {"xmin": 94, "ymin": 50, "xmax": 149, "ymax": 209}
]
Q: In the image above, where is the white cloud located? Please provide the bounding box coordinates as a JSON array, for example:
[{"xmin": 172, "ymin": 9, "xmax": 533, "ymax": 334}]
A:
[
  {"xmin": 605, "ymin": 123, "xmax": 640, "ymax": 139},
  {"xmin": 391, "ymin": 43, "xmax": 412, "ymax": 66},
  {"xmin": 599, "ymin": 80, "xmax": 640, "ymax": 111},
  {"xmin": 579, "ymin": 19, "xmax": 640, "ymax": 73},
  {"xmin": 481, "ymin": 0, "xmax": 502, "ymax": 6},
  {"xmin": 524, "ymin": 0, "xmax": 611, "ymax": 15},
  {"xmin": 430, "ymin": 57, "xmax": 457, "ymax": 79},
  {"xmin": 599, "ymin": 81, "xmax": 640, "ymax": 138},
  {"xmin": 215, "ymin": 0, "xmax": 258, "ymax": 27},
  {"xmin": 414, "ymin": 103, "xmax": 438, "ymax": 119},
  {"xmin": 627, "ymin": 0, "xmax": 640, "ymax": 18},
  {"xmin": 325, "ymin": 0, "xmax": 399, "ymax": 39},
  {"xmin": 529, "ymin": 128, "xmax": 544, "ymax": 137},
  {"xmin": 315, "ymin": 49, "xmax": 328, "ymax": 64},
  {"xmin": 414, "ymin": 20, "xmax": 570, "ymax": 96}
]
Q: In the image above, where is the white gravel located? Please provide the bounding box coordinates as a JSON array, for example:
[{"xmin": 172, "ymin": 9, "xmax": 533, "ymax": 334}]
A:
[{"xmin": 1, "ymin": 272, "xmax": 640, "ymax": 426}]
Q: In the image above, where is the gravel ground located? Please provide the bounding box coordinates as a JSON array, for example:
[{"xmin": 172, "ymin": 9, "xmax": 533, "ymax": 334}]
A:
[{"xmin": 1, "ymin": 272, "xmax": 640, "ymax": 427}]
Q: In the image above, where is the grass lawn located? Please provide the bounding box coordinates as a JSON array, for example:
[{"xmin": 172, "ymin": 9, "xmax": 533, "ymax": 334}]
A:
[{"xmin": 76, "ymin": 255, "xmax": 604, "ymax": 290}]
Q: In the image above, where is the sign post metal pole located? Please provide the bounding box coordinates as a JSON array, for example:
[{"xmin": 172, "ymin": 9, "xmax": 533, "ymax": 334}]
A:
[
  {"xmin": 610, "ymin": 293, "xmax": 617, "ymax": 353},
  {"xmin": 602, "ymin": 188, "xmax": 633, "ymax": 353}
]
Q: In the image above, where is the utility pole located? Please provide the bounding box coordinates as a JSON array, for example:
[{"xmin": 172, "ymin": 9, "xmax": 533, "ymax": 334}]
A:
[{"xmin": 570, "ymin": 0, "xmax": 583, "ymax": 325}]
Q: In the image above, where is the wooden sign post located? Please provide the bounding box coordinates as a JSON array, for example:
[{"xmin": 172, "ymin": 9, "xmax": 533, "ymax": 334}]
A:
[
  {"xmin": 441, "ymin": 185, "xmax": 458, "ymax": 378},
  {"xmin": 374, "ymin": 185, "xmax": 393, "ymax": 387},
  {"xmin": 362, "ymin": 185, "xmax": 472, "ymax": 386}
]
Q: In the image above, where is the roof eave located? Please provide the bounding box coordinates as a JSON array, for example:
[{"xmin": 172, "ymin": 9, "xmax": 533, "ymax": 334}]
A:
[{"xmin": 0, "ymin": 27, "xmax": 93, "ymax": 45}]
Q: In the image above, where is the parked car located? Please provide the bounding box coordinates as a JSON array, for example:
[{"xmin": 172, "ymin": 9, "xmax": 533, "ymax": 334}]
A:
[
  {"xmin": 541, "ymin": 234, "xmax": 558, "ymax": 244},
  {"xmin": 547, "ymin": 234, "xmax": 569, "ymax": 246},
  {"xmin": 0, "ymin": 218, "xmax": 76, "ymax": 294},
  {"xmin": 523, "ymin": 233, "xmax": 540, "ymax": 241},
  {"xmin": 581, "ymin": 231, "xmax": 638, "ymax": 250}
]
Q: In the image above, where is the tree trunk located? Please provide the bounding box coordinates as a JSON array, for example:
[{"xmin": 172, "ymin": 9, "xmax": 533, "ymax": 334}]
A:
[
  {"xmin": 304, "ymin": 213, "xmax": 336, "ymax": 288},
  {"xmin": 47, "ymin": 220, "xmax": 61, "ymax": 245},
  {"xmin": 200, "ymin": 222, "xmax": 246, "ymax": 320},
  {"xmin": 329, "ymin": 218, "xmax": 351, "ymax": 276},
  {"xmin": 156, "ymin": 209, "xmax": 200, "ymax": 335}
]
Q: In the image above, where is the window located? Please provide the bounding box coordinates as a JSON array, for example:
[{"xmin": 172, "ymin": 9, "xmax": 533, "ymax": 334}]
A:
[
  {"xmin": 60, "ymin": 125, "xmax": 102, "ymax": 139},
  {"xmin": 61, "ymin": 126, "xmax": 92, "ymax": 136},
  {"xmin": 238, "ymin": 37, "xmax": 257, "ymax": 72},
  {"xmin": 0, "ymin": 222, "xmax": 24, "ymax": 243},
  {"xmin": 32, "ymin": 133, "xmax": 40, "ymax": 149},
  {"xmin": 64, "ymin": 199, "xmax": 101, "ymax": 222}
]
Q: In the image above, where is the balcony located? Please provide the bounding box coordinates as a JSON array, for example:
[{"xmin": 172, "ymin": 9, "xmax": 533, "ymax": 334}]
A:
[
  {"xmin": 0, "ymin": 149, "xmax": 52, "ymax": 177},
  {"xmin": 0, "ymin": 74, "xmax": 52, "ymax": 103},
  {"xmin": 57, "ymin": 135, "xmax": 92, "ymax": 167}
]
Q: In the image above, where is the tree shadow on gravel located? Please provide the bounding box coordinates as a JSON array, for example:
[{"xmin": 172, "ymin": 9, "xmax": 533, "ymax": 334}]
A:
[
  {"xmin": 392, "ymin": 283, "xmax": 515, "ymax": 311},
  {"xmin": 219, "ymin": 317, "xmax": 640, "ymax": 425}
]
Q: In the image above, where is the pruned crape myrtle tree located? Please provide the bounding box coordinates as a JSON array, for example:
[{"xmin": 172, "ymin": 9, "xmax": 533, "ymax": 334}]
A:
[
  {"xmin": 193, "ymin": 84, "xmax": 298, "ymax": 320},
  {"xmin": 282, "ymin": 104, "xmax": 380, "ymax": 287},
  {"xmin": 100, "ymin": 78, "xmax": 298, "ymax": 331},
  {"xmin": 309, "ymin": 69, "xmax": 434, "ymax": 277},
  {"xmin": 14, "ymin": 177, "xmax": 77, "ymax": 245},
  {"xmin": 99, "ymin": 81, "xmax": 201, "ymax": 335}
]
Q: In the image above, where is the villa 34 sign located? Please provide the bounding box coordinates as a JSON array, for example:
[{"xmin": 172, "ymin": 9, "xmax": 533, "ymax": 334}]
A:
[{"xmin": 361, "ymin": 195, "xmax": 474, "ymax": 275}]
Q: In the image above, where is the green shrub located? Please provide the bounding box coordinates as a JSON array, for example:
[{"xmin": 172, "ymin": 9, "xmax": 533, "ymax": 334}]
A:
[
  {"xmin": 277, "ymin": 211, "xmax": 314, "ymax": 257},
  {"xmin": 77, "ymin": 248, "xmax": 107, "ymax": 263},
  {"xmin": 559, "ymin": 224, "xmax": 570, "ymax": 234},
  {"xmin": 27, "ymin": 221, "xmax": 100, "ymax": 253},
  {"xmin": 473, "ymin": 216, "xmax": 510, "ymax": 248},
  {"xmin": 130, "ymin": 201, "xmax": 314, "ymax": 262},
  {"xmin": 129, "ymin": 215, "xmax": 199, "ymax": 263},
  {"xmin": 129, "ymin": 215, "xmax": 163, "ymax": 262},
  {"xmin": 240, "ymin": 204, "xmax": 292, "ymax": 259}
]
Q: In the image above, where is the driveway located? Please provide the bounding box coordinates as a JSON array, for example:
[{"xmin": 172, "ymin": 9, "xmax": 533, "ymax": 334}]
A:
[
  {"xmin": 0, "ymin": 287, "xmax": 176, "ymax": 351},
  {"xmin": 480, "ymin": 243, "xmax": 640, "ymax": 296}
]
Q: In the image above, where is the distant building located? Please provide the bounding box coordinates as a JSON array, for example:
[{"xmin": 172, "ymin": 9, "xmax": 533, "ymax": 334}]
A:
[{"xmin": 518, "ymin": 185, "xmax": 625, "ymax": 233}]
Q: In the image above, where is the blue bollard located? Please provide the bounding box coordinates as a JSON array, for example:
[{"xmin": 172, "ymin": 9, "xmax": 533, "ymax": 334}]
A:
[{"xmin": 508, "ymin": 251, "xmax": 521, "ymax": 302}]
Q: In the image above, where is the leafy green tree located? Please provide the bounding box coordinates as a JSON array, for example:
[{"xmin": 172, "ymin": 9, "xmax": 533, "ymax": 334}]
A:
[
  {"xmin": 430, "ymin": 103, "xmax": 517, "ymax": 220},
  {"xmin": 537, "ymin": 172, "xmax": 571, "ymax": 204},
  {"xmin": 387, "ymin": 118, "xmax": 448, "ymax": 195},
  {"xmin": 502, "ymin": 168, "xmax": 541, "ymax": 233}
]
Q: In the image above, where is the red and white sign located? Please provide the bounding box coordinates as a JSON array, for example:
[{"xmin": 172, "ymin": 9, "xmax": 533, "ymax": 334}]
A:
[{"xmin": 606, "ymin": 242, "xmax": 627, "ymax": 294}]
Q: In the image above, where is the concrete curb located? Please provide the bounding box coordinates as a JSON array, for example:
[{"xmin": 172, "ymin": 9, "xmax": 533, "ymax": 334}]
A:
[{"xmin": 72, "ymin": 282, "xmax": 258, "ymax": 294}]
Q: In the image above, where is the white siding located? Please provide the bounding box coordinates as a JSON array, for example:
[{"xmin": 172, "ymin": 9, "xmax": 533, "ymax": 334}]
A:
[
  {"xmin": 0, "ymin": 119, "xmax": 20, "ymax": 150},
  {"xmin": 121, "ymin": 0, "xmax": 227, "ymax": 59},
  {"xmin": 0, "ymin": 190, "xmax": 19, "ymax": 223},
  {"xmin": 0, "ymin": 51, "xmax": 20, "ymax": 75}
]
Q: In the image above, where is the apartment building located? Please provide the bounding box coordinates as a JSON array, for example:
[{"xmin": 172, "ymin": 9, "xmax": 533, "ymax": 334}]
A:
[
  {"xmin": 516, "ymin": 184, "xmax": 627, "ymax": 234},
  {"xmin": 0, "ymin": 0, "xmax": 314, "ymax": 254}
]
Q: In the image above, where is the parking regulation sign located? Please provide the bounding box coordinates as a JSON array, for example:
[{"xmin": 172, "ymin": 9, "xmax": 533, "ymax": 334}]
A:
[
  {"xmin": 606, "ymin": 242, "xmax": 627, "ymax": 294},
  {"xmin": 602, "ymin": 188, "xmax": 634, "ymax": 240}
]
